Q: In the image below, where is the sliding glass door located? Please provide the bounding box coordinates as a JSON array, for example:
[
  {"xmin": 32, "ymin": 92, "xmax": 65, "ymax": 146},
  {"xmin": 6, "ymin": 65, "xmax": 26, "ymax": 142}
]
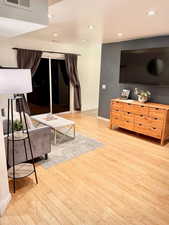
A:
[
  {"xmin": 51, "ymin": 59, "xmax": 70, "ymax": 113},
  {"xmin": 27, "ymin": 58, "xmax": 50, "ymax": 115},
  {"xmin": 27, "ymin": 57, "xmax": 70, "ymax": 115}
]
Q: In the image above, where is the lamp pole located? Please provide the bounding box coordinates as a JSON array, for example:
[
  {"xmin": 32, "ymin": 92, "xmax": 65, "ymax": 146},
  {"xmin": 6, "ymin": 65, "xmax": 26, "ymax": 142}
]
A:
[{"xmin": 0, "ymin": 114, "xmax": 11, "ymax": 216}]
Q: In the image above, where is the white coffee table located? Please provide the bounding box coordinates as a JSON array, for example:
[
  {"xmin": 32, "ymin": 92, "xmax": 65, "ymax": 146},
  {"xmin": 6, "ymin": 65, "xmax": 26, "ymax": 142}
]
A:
[{"xmin": 31, "ymin": 114, "xmax": 75, "ymax": 145}]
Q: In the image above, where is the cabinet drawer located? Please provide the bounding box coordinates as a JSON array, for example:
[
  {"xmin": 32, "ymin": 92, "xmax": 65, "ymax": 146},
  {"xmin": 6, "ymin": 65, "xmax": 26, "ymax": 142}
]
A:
[
  {"xmin": 134, "ymin": 122, "xmax": 162, "ymax": 139},
  {"xmin": 149, "ymin": 107, "xmax": 166, "ymax": 119},
  {"xmin": 134, "ymin": 105, "xmax": 148, "ymax": 115},
  {"xmin": 111, "ymin": 117, "xmax": 122, "ymax": 126},
  {"xmin": 111, "ymin": 112, "xmax": 122, "ymax": 121},
  {"xmin": 148, "ymin": 117, "xmax": 163, "ymax": 128},
  {"xmin": 112, "ymin": 101, "xmax": 123, "ymax": 110},
  {"xmin": 121, "ymin": 119, "xmax": 133, "ymax": 131},
  {"xmin": 148, "ymin": 126, "xmax": 162, "ymax": 138},
  {"xmin": 123, "ymin": 111, "xmax": 133, "ymax": 117},
  {"xmin": 135, "ymin": 114, "xmax": 149, "ymax": 125},
  {"xmin": 134, "ymin": 122, "xmax": 149, "ymax": 135},
  {"xmin": 123, "ymin": 103, "xmax": 135, "ymax": 113},
  {"xmin": 112, "ymin": 108, "xmax": 121, "ymax": 115},
  {"xmin": 122, "ymin": 112, "xmax": 134, "ymax": 123}
]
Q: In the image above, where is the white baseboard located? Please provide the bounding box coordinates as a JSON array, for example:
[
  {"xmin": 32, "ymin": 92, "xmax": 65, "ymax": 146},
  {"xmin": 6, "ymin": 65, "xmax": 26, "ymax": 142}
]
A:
[
  {"xmin": 97, "ymin": 116, "xmax": 110, "ymax": 122},
  {"xmin": 0, "ymin": 193, "xmax": 11, "ymax": 216},
  {"xmin": 81, "ymin": 108, "xmax": 98, "ymax": 112}
]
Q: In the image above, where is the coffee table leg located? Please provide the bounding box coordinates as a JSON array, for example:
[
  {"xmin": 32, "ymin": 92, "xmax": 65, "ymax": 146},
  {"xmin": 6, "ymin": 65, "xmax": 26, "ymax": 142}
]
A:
[
  {"xmin": 73, "ymin": 124, "xmax": 75, "ymax": 138},
  {"xmin": 53, "ymin": 124, "xmax": 75, "ymax": 145},
  {"xmin": 54, "ymin": 129, "xmax": 57, "ymax": 145}
]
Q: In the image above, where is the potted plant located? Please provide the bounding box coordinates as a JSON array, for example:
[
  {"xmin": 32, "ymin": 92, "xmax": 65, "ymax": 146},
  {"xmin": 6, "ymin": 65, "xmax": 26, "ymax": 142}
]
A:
[
  {"xmin": 13, "ymin": 119, "xmax": 23, "ymax": 138},
  {"xmin": 136, "ymin": 89, "xmax": 151, "ymax": 103}
]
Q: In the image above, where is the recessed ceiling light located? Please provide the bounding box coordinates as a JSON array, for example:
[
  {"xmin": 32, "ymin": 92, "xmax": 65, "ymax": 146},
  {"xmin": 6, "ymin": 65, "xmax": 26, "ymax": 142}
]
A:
[
  {"xmin": 88, "ymin": 25, "xmax": 94, "ymax": 30},
  {"xmin": 53, "ymin": 33, "xmax": 59, "ymax": 37},
  {"xmin": 117, "ymin": 33, "xmax": 123, "ymax": 37},
  {"xmin": 147, "ymin": 10, "xmax": 156, "ymax": 16},
  {"xmin": 82, "ymin": 39, "xmax": 87, "ymax": 42}
]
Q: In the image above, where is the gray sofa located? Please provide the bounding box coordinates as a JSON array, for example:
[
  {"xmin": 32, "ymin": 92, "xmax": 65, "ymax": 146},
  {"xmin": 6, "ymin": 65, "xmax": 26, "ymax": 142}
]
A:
[{"xmin": 3, "ymin": 119, "xmax": 51, "ymax": 166}]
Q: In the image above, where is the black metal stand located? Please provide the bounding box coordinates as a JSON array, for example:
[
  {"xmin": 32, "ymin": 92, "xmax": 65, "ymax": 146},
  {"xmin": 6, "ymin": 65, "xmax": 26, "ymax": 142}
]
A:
[{"xmin": 6, "ymin": 96, "xmax": 38, "ymax": 193}]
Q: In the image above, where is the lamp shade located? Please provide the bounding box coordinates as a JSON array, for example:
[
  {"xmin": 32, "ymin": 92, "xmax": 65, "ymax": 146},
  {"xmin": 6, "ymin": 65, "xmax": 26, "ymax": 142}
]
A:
[{"xmin": 0, "ymin": 69, "xmax": 32, "ymax": 94}]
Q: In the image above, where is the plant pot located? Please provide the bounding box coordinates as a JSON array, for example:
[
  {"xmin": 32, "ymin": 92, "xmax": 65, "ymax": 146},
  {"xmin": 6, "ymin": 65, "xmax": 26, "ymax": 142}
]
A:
[
  {"xmin": 14, "ymin": 131, "xmax": 23, "ymax": 138},
  {"xmin": 138, "ymin": 95, "xmax": 148, "ymax": 103}
]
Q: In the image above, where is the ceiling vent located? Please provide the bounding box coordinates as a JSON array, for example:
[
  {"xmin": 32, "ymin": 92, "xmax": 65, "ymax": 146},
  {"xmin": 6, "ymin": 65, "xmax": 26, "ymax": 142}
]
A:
[{"xmin": 5, "ymin": 0, "xmax": 30, "ymax": 9}]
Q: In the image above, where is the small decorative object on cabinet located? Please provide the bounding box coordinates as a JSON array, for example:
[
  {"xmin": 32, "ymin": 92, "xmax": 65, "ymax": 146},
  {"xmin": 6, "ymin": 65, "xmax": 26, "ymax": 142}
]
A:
[
  {"xmin": 120, "ymin": 89, "xmax": 130, "ymax": 100},
  {"xmin": 134, "ymin": 88, "xmax": 151, "ymax": 103},
  {"xmin": 110, "ymin": 98, "xmax": 169, "ymax": 145}
]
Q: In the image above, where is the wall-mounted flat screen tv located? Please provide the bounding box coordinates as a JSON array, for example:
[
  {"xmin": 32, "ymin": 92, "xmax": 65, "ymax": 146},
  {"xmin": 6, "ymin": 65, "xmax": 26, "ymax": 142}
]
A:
[{"xmin": 119, "ymin": 47, "xmax": 169, "ymax": 86}]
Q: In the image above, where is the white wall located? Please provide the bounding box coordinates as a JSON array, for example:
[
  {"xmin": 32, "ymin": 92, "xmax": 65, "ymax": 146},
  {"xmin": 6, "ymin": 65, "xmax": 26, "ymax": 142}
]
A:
[
  {"xmin": 78, "ymin": 43, "xmax": 101, "ymax": 111},
  {"xmin": 0, "ymin": 0, "xmax": 48, "ymax": 25},
  {"xmin": 0, "ymin": 114, "xmax": 11, "ymax": 216},
  {"xmin": 0, "ymin": 37, "xmax": 102, "ymax": 112}
]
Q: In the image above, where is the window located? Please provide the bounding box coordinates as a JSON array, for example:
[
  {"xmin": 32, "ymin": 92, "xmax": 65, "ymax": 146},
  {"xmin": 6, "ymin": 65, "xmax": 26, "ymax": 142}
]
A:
[
  {"xmin": 20, "ymin": 0, "xmax": 30, "ymax": 7},
  {"xmin": 6, "ymin": 0, "xmax": 18, "ymax": 4},
  {"xmin": 5, "ymin": 0, "xmax": 30, "ymax": 8}
]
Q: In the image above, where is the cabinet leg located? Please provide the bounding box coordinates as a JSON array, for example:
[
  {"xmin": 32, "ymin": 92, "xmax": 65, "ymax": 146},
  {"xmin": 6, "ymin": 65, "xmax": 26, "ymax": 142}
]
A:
[{"xmin": 161, "ymin": 138, "xmax": 165, "ymax": 146}]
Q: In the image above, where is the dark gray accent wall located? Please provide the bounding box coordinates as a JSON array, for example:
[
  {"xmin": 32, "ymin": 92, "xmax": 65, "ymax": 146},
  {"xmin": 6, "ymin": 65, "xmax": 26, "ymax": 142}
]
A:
[{"xmin": 98, "ymin": 36, "xmax": 169, "ymax": 119}]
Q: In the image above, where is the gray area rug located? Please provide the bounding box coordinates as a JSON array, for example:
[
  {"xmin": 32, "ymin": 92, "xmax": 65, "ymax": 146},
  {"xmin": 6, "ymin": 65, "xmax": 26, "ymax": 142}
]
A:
[{"xmin": 39, "ymin": 133, "xmax": 103, "ymax": 169}]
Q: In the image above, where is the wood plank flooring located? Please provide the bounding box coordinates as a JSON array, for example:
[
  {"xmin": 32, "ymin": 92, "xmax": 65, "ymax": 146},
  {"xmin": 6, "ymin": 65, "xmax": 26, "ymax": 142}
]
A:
[{"xmin": 1, "ymin": 112, "xmax": 169, "ymax": 225}]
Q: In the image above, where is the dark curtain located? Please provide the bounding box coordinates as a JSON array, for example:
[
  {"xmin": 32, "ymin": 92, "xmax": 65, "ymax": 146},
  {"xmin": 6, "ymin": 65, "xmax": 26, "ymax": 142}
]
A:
[
  {"xmin": 16, "ymin": 49, "xmax": 42, "ymax": 114},
  {"xmin": 65, "ymin": 54, "xmax": 81, "ymax": 111}
]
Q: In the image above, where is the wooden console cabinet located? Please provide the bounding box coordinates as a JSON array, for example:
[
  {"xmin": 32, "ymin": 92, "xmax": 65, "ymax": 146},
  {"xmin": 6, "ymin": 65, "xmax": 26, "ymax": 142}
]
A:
[{"xmin": 110, "ymin": 99, "xmax": 169, "ymax": 145}]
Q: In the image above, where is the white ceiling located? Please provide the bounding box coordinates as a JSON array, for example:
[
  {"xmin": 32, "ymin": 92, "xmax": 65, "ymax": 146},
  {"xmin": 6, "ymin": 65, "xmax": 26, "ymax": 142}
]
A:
[{"xmin": 25, "ymin": 0, "xmax": 169, "ymax": 44}]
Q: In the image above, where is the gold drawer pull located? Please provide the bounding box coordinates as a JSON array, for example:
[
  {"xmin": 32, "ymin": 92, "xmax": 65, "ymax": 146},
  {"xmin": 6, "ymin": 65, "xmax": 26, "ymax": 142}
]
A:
[
  {"xmin": 152, "ymin": 127, "xmax": 157, "ymax": 130},
  {"xmin": 154, "ymin": 118, "xmax": 158, "ymax": 120},
  {"xmin": 127, "ymin": 112, "xmax": 131, "ymax": 114},
  {"xmin": 155, "ymin": 108, "xmax": 159, "ymax": 110},
  {"xmin": 140, "ymin": 115, "xmax": 144, "ymax": 117},
  {"xmin": 138, "ymin": 123, "xmax": 142, "ymax": 126}
]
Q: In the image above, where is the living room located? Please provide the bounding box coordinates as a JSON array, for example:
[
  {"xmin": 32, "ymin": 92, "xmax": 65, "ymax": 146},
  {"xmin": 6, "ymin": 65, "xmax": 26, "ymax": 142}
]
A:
[{"xmin": 1, "ymin": 0, "xmax": 169, "ymax": 224}]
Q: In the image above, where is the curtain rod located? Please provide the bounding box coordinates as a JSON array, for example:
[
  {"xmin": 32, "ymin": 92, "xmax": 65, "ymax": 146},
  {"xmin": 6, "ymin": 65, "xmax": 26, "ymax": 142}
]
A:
[{"xmin": 12, "ymin": 48, "xmax": 81, "ymax": 56}]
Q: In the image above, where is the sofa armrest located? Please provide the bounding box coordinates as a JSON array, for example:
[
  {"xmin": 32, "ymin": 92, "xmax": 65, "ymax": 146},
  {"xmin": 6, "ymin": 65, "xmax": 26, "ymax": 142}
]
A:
[
  {"xmin": 5, "ymin": 126, "xmax": 51, "ymax": 166},
  {"xmin": 3, "ymin": 118, "xmax": 11, "ymax": 135}
]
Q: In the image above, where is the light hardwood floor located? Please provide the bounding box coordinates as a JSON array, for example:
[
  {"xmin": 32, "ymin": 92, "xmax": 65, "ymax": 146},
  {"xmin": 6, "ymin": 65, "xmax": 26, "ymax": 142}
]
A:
[{"xmin": 1, "ymin": 112, "xmax": 169, "ymax": 225}]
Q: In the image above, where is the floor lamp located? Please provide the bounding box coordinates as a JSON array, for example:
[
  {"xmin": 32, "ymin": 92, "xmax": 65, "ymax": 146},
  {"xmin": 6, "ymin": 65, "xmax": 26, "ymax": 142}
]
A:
[{"xmin": 0, "ymin": 69, "xmax": 38, "ymax": 193}]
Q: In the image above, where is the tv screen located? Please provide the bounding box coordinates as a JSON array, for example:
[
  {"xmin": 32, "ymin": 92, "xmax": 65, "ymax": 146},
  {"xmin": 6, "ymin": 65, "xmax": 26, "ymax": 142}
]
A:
[{"xmin": 119, "ymin": 47, "xmax": 169, "ymax": 86}]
